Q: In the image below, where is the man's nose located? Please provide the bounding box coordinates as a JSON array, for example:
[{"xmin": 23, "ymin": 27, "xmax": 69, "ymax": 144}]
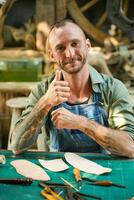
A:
[{"xmin": 65, "ymin": 47, "xmax": 74, "ymax": 57}]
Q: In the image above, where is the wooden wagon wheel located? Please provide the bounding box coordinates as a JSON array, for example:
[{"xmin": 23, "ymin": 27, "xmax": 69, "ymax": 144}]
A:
[
  {"xmin": 0, "ymin": 0, "xmax": 16, "ymax": 49},
  {"xmin": 66, "ymin": 0, "xmax": 133, "ymax": 46}
]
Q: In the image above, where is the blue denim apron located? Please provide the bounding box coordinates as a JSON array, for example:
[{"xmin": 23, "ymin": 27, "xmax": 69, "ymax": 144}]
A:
[{"xmin": 47, "ymin": 92, "xmax": 109, "ymax": 153}]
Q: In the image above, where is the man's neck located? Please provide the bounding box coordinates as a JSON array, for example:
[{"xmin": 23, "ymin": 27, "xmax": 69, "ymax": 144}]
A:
[{"xmin": 62, "ymin": 67, "xmax": 92, "ymax": 103}]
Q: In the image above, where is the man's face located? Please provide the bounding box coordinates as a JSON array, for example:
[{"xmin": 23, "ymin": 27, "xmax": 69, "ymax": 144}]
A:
[{"xmin": 48, "ymin": 23, "xmax": 90, "ymax": 74}]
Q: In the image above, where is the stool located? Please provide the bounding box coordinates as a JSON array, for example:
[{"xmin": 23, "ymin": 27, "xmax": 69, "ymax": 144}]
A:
[{"xmin": 6, "ymin": 97, "xmax": 28, "ymax": 149}]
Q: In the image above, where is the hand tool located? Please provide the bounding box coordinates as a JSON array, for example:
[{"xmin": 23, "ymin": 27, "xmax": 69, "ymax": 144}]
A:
[
  {"xmin": 82, "ymin": 177, "xmax": 126, "ymax": 188},
  {"xmin": 90, "ymin": 180, "xmax": 126, "ymax": 188},
  {"xmin": 73, "ymin": 192, "xmax": 84, "ymax": 200},
  {"xmin": 59, "ymin": 177, "xmax": 79, "ymax": 192},
  {"xmin": 38, "ymin": 181, "xmax": 73, "ymax": 200},
  {"xmin": 39, "ymin": 181, "xmax": 66, "ymax": 188},
  {"xmin": 41, "ymin": 189, "xmax": 57, "ymax": 200},
  {"xmin": 0, "ymin": 178, "xmax": 33, "ymax": 185},
  {"xmin": 75, "ymin": 192, "xmax": 102, "ymax": 200},
  {"xmin": 73, "ymin": 168, "xmax": 82, "ymax": 185},
  {"xmin": 41, "ymin": 185, "xmax": 64, "ymax": 200}
]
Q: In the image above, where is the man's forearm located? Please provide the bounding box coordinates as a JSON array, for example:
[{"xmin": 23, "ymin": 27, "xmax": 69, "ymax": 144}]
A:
[
  {"xmin": 11, "ymin": 98, "xmax": 52, "ymax": 153},
  {"xmin": 79, "ymin": 117, "xmax": 134, "ymax": 158}
]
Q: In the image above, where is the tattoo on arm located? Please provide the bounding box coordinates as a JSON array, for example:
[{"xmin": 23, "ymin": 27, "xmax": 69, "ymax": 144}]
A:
[
  {"xmin": 26, "ymin": 104, "xmax": 51, "ymax": 134},
  {"xmin": 83, "ymin": 119, "xmax": 134, "ymax": 157}
]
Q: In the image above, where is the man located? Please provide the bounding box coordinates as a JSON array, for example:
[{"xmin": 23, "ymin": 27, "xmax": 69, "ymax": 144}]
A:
[{"xmin": 10, "ymin": 20, "xmax": 134, "ymax": 157}]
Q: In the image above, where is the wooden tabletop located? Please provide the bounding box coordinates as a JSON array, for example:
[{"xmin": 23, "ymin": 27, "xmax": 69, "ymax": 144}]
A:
[{"xmin": 0, "ymin": 82, "xmax": 37, "ymax": 92}]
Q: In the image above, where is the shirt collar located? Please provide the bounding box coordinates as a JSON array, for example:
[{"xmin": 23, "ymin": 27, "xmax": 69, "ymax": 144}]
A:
[{"xmin": 88, "ymin": 65, "xmax": 104, "ymax": 93}]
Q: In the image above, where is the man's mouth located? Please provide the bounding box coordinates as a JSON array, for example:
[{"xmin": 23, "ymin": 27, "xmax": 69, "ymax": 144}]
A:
[{"xmin": 63, "ymin": 57, "xmax": 81, "ymax": 65}]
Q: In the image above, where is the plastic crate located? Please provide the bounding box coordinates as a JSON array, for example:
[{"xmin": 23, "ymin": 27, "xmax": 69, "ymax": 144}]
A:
[{"xmin": 0, "ymin": 57, "xmax": 43, "ymax": 82}]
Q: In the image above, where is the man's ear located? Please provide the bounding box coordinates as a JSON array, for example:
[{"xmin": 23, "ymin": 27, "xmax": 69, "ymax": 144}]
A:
[
  {"xmin": 86, "ymin": 38, "xmax": 91, "ymax": 50},
  {"xmin": 48, "ymin": 50, "xmax": 55, "ymax": 62},
  {"xmin": 46, "ymin": 38, "xmax": 55, "ymax": 62}
]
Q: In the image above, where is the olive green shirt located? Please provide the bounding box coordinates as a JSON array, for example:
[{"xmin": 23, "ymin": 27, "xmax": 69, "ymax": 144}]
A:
[
  {"xmin": 32, "ymin": 66, "xmax": 133, "ymax": 132},
  {"xmin": 12, "ymin": 65, "xmax": 134, "ymax": 150}
]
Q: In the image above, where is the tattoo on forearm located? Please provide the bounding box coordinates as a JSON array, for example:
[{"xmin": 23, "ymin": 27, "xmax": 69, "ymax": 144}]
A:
[
  {"xmin": 84, "ymin": 119, "xmax": 98, "ymax": 137},
  {"xmin": 83, "ymin": 119, "xmax": 130, "ymax": 156},
  {"xmin": 103, "ymin": 129, "xmax": 122, "ymax": 155},
  {"xmin": 14, "ymin": 104, "xmax": 51, "ymax": 141},
  {"xmin": 25, "ymin": 104, "xmax": 51, "ymax": 135}
]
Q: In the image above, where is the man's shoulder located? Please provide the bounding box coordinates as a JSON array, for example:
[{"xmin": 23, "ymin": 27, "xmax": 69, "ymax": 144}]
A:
[
  {"xmin": 100, "ymin": 73, "xmax": 127, "ymax": 92},
  {"xmin": 36, "ymin": 73, "xmax": 55, "ymax": 89},
  {"xmin": 99, "ymin": 72, "xmax": 130, "ymax": 108},
  {"xmin": 89, "ymin": 66, "xmax": 129, "ymax": 101},
  {"xmin": 40, "ymin": 73, "xmax": 55, "ymax": 84},
  {"xmin": 89, "ymin": 65, "xmax": 124, "ymax": 92},
  {"xmin": 29, "ymin": 73, "xmax": 55, "ymax": 98}
]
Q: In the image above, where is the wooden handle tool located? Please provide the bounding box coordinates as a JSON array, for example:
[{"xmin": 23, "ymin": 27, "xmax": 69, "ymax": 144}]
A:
[
  {"xmin": 82, "ymin": 177, "xmax": 126, "ymax": 188},
  {"xmin": 41, "ymin": 185, "xmax": 64, "ymax": 200},
  {"xmin": 0, "ymin": 178, "xmax": 33, "ymax": 185},
  {"xmin": 90, "ymin": 181, "xmax": 126, "ymax": 188},
  {"xmin": 73, "ymin": 168, "xmax": 82, "ymax": 184}
]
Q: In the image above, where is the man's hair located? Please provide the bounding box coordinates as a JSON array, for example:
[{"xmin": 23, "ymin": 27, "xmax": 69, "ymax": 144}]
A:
[
  {"xmin": 46, "ymin": 19, "xmax": 86, "ymax": 53},
  {"xmin": 49, "ymin": 19, "xmax": 75, "ymax": 32}
]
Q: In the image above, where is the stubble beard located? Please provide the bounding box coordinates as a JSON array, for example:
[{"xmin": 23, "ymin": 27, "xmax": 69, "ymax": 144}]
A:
[{"xmin": 61, "ymin": 57, "xmax": 87, "ymax": 74}]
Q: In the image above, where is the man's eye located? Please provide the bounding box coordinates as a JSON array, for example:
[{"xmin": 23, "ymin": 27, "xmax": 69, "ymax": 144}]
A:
[
  {"xmin": 56, "ymin": 46, "xmax": 65, "ymax": 52},
  {"xmin": 72, "ymin": 42, "xmax": 79, "ymax": 47}
]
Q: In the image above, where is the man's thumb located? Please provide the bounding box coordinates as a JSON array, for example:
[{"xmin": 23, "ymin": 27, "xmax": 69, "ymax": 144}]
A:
[{"xmin": 54, "ymin": 70, "xmax": 62, "ymax": 81}]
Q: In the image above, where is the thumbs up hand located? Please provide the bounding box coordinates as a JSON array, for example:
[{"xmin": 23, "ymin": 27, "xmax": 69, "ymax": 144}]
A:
[
  {"xmin": 40, "ymin": 70, "xmax": 70, "ymax": 109},
  {"xmin": 53, "ymin": 70, "xmax": 62, "ymax": 82}
]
